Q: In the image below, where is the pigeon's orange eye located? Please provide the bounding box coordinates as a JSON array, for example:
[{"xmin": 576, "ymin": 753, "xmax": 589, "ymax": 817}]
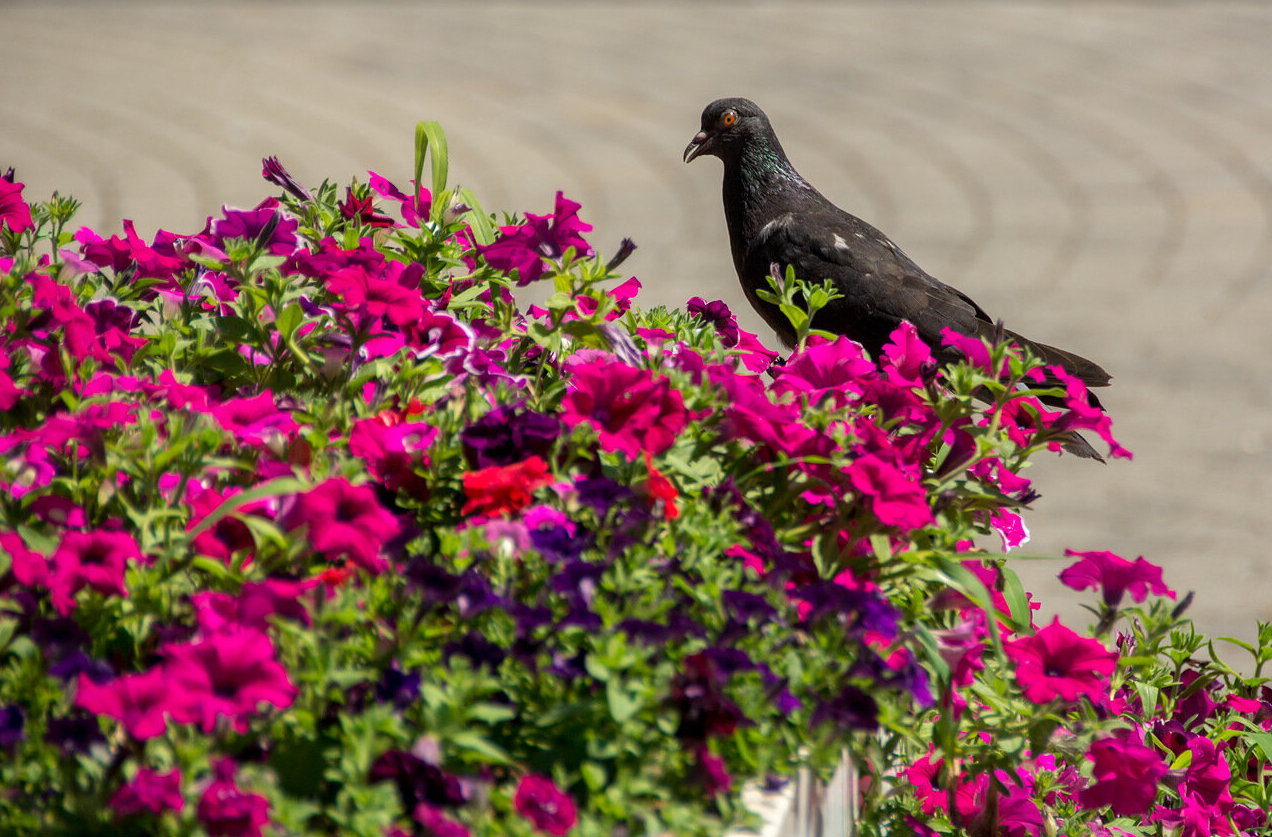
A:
[{"xmin": 721, "ymin": 110, "xmax": 737, "ymax": 127}]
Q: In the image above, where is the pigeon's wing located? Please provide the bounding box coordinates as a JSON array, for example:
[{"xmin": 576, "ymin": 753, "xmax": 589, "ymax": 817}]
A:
[
  {"xmin": 745, "ymin": 209, "xmax": 989, "ymax": 350},
  {"xmin": 745, "ymin": 209, "xmax": 1112, "ymax": 390}
]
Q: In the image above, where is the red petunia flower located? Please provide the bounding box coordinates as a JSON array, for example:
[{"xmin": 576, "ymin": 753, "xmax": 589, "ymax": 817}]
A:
[
  {"xmin": 641, "ymin": 451, "xmax": 679, "ymax": 520},
  {"xmin": 461, "ymin": 456, "xmax": 553, "ymax": 518},
  {"xmin": 1003, "ymin": 617, "xmax": 1117, "ymax": 704}
]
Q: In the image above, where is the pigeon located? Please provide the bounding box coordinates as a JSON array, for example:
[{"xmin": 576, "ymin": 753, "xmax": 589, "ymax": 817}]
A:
[{"xmin": 684, "ymin": 97, "xmax": 1112, "ymax": 457}]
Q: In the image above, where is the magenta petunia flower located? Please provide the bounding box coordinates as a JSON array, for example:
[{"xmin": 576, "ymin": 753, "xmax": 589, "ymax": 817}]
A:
[
  {"xmin": 197, "ymin": 758, "xmax": 270, "ymax": 837},
  {"xmin": 211, "ymin": 390, "xmax": 298, "ymax": 447},
  {"xmin": 413, "ymin": 803, "xmax": 470, "ymax": 837},
  {"xmin": 110, "ymin": 767, "xmax": 184, "ymax": 817},
  {"xmin": 0, "ymin": 169, "xmax": 34, "ymax": 234},
  {"xmin": 1004, "ymin": 618, "xmax": 1117, "ymax": 704},
  {"xmin": 162, "ymin": 630, "xmax": 297, "ymax": 733},
  {"xmin": 561, "ymin": 358, "xmax": 687, "ymax": 460},
  {"xmin": 1078, "ymin": 728, "xmax": 1168, "ymax": 816},
  {"xmin": 4, "ymin": 531, "xmax": 48, "ymax": 587},
  {"xmin": 881, "ymin": 321, "xmax": 934, "ymax": 385},
  {"xmin": 261, "ymin": 156, "xmax": 312, "ymax": 202},
  {"xmin": 210, "ymin": 198, "xmax": 299, "ymax": 256},
  {"xmin": 368, "ymin": 171, "xmax": 428, "ymax": 228},
  {"xmin": 282, "ymin": 477, "xmax": 401, "ymax": 572},
  {"xmin": 75, "ymin": 667, "xmax": 175, "ymax": 740},
  {"xmin": 513, "ymin": 774, "xmax": 578, "ymax": 836},
  {"xmin": 48, "ymin": 529, "xmax": 142, "ymax": 615},
  {"xmin": 1058, "ymin": 549, "xmax": 1175, "ymax": 608},
  {"xmin": 326, "ymin": 263, "xmax": 426, "ymax": 327},
  {"xmin": 989, "ymin": 509, "xmax": 1030, "ymax": 551},
  {"xmin": 773, "ymin": 336, "xmax": 875, "ymax": 406},
  {"xmin": 477, "ymin": 191, "xmax": 593, "ymax": 285},
  {"xmin": 844, "ymin": 454, "xmax": 933, "ymax": 532},
  {"xmin": 1048, "ymin": 365, "xmax": 1132, "ymax": 460},
  {"xmin": 1181, "ymin": 736, "xmax": 1233, "ymax": 810},
  {"xmin": 192, "ymin": 579, "xmax": 310, "ymax": 634},
  {"xmin": 77, "ymin": 220, "xmax": 187, "ymax": 279}
]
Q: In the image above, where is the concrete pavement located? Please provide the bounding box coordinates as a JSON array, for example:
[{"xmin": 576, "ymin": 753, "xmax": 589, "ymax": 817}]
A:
[{"xmin": 4, "ymin": 2, "xmax": 1272, "ymax": 647}]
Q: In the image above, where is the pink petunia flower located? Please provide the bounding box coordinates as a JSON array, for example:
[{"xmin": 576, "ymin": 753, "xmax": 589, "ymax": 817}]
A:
[
  {"xmin": 110, "ymin": 767, "xmax": 184, "ymax": 817},
  {"xmin": 197, "ymin": 758, "xmax": 271, "ymax": 837},
  {"xmin": 75, "ymin": 667, "xmax": 175, "ymax": 740},
  {"xmin": 1003, "ymin": 617, "xmax": 1117, "ymax": 704},
  {"xmin": 282, "ymin": 477, "xmax": 401, "ymax": 573},
  {"xmin": 48, "ymin": 529, "xmax": 142, "ymax": 616},
  {"xmin": 162, "ymin": 630, "xmax": 297, "ymax": 733},
  {"xmin": 561, "ymin": 358, "xmax": 687, "ymax": 460},
  {"xmin": 1058, "ymin": 549, "xmax": 1175, "ymax": 608},
  {"xmin": 513, "ymin": 774, "xmax": 578, "ymax": 835},
  {"xmin": 1078, "ymin": 727, "xmax": 1168, "ymax": 816}
]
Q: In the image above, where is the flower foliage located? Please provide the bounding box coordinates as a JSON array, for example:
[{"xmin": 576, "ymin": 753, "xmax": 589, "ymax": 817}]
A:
[{"xmin": 0, "ymin": 123, "xmax": 1267, "ymax": 837}]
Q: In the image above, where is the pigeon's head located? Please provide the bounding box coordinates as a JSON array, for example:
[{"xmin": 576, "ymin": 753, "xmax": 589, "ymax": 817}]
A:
[{"xmin": 683, "ymin": 98, "xmax": 772, "ymax": 164}]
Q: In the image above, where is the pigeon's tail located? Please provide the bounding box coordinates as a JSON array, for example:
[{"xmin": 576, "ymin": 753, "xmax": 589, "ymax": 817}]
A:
[
  {"xmin": 1059, "ymin": 431, "xmax": 1106, "ymax": 463},
  {"xmin": 1002, "ymin": 329, "xmax": 1111, "ymax": 389}
]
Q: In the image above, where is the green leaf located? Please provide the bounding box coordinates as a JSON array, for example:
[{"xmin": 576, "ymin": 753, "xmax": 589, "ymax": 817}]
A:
[
  {"xmin": 606, "ymin": 678, "xmax": 643, "ymax": 723},
  {"xmin": 414, "ymin": 121, "xmax": 449, "ymax": 219},
  {"xmin": 187, "ymin": 476, "xmax": 309, "ymax": 538},
  {"xmin": 458, "ymin": 187, "xmax": 495, "ymax": 245},
  {"xmin": 447, "ymin": 731, "xmax": 512, "ymax": 765}
]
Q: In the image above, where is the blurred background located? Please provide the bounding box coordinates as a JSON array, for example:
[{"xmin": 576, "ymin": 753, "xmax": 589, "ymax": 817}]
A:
[{"xmin": 4, "ymin": 2, "xmax": 1272, "ymax": 648}]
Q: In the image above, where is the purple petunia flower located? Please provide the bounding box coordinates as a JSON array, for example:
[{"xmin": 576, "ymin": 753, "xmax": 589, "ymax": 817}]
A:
[
  {"xmin": 210, "ymin": 198, "xmax": 299, "ymax": 256},
  {"xmin": 687, "ymin": 297, "xmax": 740, "ymax": 347},
  {"xmin": 369, "ymin": 749, "xmax": 467, "ymax": 809},
  {"xmin": 811, "ymin": 684, "xmax": 879, "ymax": 733},
  {"xmin": 461, "ymin": 405, "xmax": 561, "ymax": 469}
]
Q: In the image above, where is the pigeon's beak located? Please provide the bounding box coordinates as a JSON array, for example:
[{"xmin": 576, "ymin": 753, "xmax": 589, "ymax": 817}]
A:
[{"xmin": 683, "ymin": 130, "xmax": 712, "ymax": 163}]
